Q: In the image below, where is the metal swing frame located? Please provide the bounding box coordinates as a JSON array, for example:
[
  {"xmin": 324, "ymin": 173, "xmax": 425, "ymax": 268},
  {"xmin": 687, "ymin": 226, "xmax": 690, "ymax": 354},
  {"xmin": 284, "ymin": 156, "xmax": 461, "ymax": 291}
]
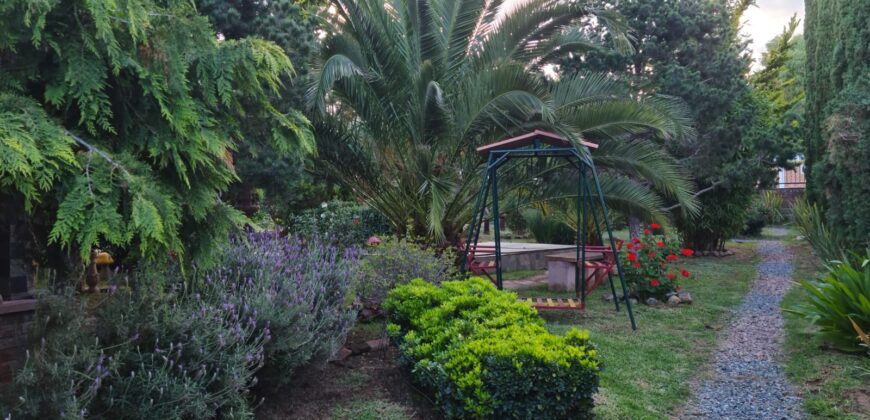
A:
[{"xmin": 461, "ymin": 131, "xmax": 637, "ymax": 330}]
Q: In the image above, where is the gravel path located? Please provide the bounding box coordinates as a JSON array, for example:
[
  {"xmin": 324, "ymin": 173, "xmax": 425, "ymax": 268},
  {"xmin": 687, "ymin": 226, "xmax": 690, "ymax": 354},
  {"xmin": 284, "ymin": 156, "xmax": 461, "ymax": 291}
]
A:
[{"xmin": 680, "ymin": 240, "xmax": 804, "ymax": 419}]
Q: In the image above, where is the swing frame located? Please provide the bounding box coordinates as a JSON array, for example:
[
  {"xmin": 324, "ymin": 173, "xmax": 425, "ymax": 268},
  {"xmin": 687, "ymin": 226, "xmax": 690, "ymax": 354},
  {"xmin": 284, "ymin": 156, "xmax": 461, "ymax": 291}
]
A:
[{"xmin": 461, "ymin": 130, "xmax": 637, "ymax": 330}]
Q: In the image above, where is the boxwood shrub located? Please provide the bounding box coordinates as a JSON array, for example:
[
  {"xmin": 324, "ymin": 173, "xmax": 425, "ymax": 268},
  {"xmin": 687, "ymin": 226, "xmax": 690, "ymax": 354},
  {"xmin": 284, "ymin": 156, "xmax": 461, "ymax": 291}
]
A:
[{"xmin": 384, "ymin": 277, "xmax": 600, "ymax": 419}]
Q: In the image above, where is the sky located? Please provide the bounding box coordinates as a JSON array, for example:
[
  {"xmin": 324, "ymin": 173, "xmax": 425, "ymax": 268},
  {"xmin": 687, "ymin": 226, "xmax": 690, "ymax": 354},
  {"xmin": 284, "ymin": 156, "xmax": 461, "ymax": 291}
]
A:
[{"xmin": 740, "ymin": 0, "xmax": 805, "ymax": 70}]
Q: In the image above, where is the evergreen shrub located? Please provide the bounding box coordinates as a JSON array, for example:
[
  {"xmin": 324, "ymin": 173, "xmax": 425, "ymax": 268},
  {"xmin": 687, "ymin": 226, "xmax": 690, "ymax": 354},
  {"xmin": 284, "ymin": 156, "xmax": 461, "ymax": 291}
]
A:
[
  {"xmin": 522, "ymin": 209, "xmax": 575, "ymax": 245},
  {"xmin": 384, "ymin": 278, "xmax": 600, "ymax": 419},
  {"xmin": 291, "ymin": 200, "xmax": 391, "ymax": 248},
  {"xmin": 358, "ymin": 237, "xmax": 457, "ymax": 304}
]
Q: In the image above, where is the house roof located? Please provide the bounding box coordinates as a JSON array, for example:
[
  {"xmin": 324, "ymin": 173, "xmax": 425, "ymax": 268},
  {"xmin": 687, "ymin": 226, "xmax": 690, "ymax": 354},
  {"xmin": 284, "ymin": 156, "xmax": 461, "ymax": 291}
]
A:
[{"xmin": 476, "ymin": 130, "xmax": 598, "ymax": 156}]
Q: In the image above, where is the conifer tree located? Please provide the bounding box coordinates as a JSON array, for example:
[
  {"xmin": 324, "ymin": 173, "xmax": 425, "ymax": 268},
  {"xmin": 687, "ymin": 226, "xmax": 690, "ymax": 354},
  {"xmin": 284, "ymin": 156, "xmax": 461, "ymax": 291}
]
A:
[
  {"xmin": 197, "ymin": 0, "xmax": 334, "ymax": 220},
  {"xmin": 562, "ymin": 0, "xmax": 795, "ymax": 251},
  {"xmin": 804, "ymin": 0, "xmax": 870, "ymax": 248},
  {"xmin": 0, "ymin": 0, "xmax": 313, "ymax": 263}
]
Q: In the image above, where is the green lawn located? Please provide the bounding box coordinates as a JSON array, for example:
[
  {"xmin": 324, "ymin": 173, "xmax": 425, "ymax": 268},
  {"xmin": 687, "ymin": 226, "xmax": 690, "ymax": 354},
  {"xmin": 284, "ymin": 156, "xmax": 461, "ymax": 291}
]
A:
[
  {"xmin": 516, "ymin": 241, "xmax": 759, "ymax": 419},
  {"xmin": 781, "ymin": 240, "xmax": 870, "ymax": 419}
]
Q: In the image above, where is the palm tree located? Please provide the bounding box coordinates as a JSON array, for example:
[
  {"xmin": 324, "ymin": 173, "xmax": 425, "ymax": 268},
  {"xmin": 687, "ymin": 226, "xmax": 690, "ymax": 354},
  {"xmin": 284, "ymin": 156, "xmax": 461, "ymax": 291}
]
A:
[{"xmin": 308, "ymin": 0, "xmax": 698, "ymax": 243}]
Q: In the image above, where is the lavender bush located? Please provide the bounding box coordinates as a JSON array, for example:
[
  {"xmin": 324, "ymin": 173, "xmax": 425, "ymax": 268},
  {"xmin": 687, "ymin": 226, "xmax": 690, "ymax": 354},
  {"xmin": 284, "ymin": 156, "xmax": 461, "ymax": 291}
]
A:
[
  {"xmin": 204, "ymin": 232, "xmax": 359, "ymax": 384},
  {"xmin": 6, "ymin": 281, "xmax": 267, "ymax": 419},
  {"xmin": 2, "ymin": 233, "xmax": 359, "ymax": 418}
]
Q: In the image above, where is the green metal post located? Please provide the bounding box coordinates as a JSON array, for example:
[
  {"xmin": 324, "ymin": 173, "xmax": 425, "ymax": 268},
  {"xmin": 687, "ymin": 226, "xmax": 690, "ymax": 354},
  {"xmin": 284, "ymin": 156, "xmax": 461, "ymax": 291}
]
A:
[
  {"xmin": 585, "ymin": 181, "xmax": 620, "ymax": 312},
  {"xmin": 462, "ymin": 154, "xmax": 493, "ymax": 273},
  {"xmin": 491, "ymin": 165, "xmax": 503, "ymax": 290},
  {"xmin": 574, "ymin": 165, "xmax": 581, "ymax": 300},
  {"xmin": 589, "ymin": 163, "xmax": 636, "ymax": 330}
]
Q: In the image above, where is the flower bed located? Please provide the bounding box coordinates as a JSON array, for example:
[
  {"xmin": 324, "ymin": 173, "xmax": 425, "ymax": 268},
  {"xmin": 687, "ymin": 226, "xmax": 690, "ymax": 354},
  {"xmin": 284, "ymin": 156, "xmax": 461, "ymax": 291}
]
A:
[
  {"xmin": 621, "ymin": 224, "xmax": 693, "ymax": 300},
  {"xmin": 384, "ymin": 277, "xmax": 600, "ymax": 419}
]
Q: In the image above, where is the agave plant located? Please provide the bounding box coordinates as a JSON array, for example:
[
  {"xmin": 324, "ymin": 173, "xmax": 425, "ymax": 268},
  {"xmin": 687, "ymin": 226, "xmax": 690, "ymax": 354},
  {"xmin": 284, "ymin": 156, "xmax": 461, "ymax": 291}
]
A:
[{"xmin": 309, "ymin": 0, "xmax": 698, "ymax": 243}]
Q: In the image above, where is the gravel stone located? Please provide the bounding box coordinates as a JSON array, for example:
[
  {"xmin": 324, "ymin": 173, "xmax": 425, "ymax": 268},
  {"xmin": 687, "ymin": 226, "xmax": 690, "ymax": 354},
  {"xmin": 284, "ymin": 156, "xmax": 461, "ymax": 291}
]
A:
[{"xmin": 680, "ymin": 240, "xmax": 804, "ymax": 419}]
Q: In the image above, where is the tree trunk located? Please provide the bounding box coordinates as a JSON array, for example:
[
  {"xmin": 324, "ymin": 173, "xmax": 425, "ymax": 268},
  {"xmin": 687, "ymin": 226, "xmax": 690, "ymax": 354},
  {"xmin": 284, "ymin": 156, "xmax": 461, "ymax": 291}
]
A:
[{"xmin": 628, "ymin": 215, "xmax": 641, "ymax": 240}]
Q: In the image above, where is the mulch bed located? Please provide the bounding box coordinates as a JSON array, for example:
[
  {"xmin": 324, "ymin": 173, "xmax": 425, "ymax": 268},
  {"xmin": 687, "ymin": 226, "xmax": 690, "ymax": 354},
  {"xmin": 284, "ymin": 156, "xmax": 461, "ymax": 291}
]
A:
[{"xmin": 255, "ymin": 324, "xmax": 441, "ymax": 419}]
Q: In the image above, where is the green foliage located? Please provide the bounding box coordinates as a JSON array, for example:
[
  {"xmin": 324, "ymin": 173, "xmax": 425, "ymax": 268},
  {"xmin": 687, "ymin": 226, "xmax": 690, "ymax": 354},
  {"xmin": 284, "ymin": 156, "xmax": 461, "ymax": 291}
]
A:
[
  {"xmin": 6, "ymin": 283, "xmax": 267, "ymax": 419},
  {"xmin": 291, "ymin": 200, "xmax": 391, "ymax": 248},
  {"xmin": 309, "ymin": 0, "xmax": 697, "ymax": 244},
  {"xmin": 742, "ymin": 191, "xmax": 784, "ymax": 236},
  {"xmin": 621, "ymin": 226, "xmax": 692, "ymax": 299},
  {"xmin": 759, "ymin": 191, "xmax": 785, "ymax": 225},
  {"xmin": 741, "ymin": 208, "xmax": 766, "ymax": 237},
  {"xmin": 565, "ymin": 0, "xmax": 794, "ymax": 251},
  {"xmin": 792, "ymin": 198, "xmax": 848, "ymax": 263},
  {"xmin": 358, "ymin": 237, "xmax": 457, "ymax": 304},
  {"xmin": 681, "ymin": 183, "xmax": 756, "ymax": 251},
  {"xmin": 384, "ymin": 278, "xmax": 600, "ymax": 419},
  {"xmin": 750, "ymin": 15, "xmax": 805, "ymax": 151},
  {"xmin": 197, "ymin": 0, "xmax": 333, "ymax": 221},
  {"xmin": 0, "ymin": 0, "xmax": 313, "ymax": 263},
  {"xmin": 2, "ymin": 233, "xmax": 360, "ymax": 417},
  {"xmin": 786, "ymin": 251, "xmax": 870, "ymax": 352},
  {"xmin": 0, "ymin": 95, "xmax": 77, "ymax": 211},
  {"xmin": 205, "ymin": 232, "xmax": 360, "ymax": 386},
  {"xmin": 804, "ymin": 0, "xmax": 870, "ymax": 250},
  {"xmin": 522, "ymin": 208, "xmax": 576, "ymax": 245}
]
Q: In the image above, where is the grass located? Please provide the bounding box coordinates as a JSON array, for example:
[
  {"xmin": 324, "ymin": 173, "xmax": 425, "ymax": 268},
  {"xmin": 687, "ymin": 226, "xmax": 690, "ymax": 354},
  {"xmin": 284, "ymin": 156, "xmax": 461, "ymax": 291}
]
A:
[
  {"xmin": 781, "ymin": 240, "xmax": 870, "ymax": 419},
  {"xmin": 331, "ymin": 400, "xmax": 411, "ymax": 420},
  {"xmin": 515, "ymin": 241, "xmax": 759, "ymax": 419},
  {"xmin": 500, "ymin": 269, "xmax": 545, "ymax": 281}
]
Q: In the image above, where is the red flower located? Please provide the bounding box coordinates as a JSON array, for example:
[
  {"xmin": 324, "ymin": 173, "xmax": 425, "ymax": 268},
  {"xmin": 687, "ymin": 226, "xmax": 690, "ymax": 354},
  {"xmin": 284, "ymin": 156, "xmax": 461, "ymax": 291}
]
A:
[
  {"xmin": 656, "ymin": 241, "xmax": 665, "ymax": 248},
  {"xmin": 626, "ymin": 243, "xmax": 635, "ymax": 250},
  {"xmin": 650, "ymin": 223, "xmax": 661, "ymax": 230},
  {"xmin": 632, "ymin": 238, "xmax": 641, "ymax": 244},
  {"xmin": 640, "ymin": 243, "xmax": 648, "ymax": 250},
  {"xmin": 643, "ymin": 229, "xmax": 651, "ymax": 235},
  {"xmin": 666, "ymin": 254, "xmax": 678, "ymax": 262},
  {"xmin": 648, "ymin": 251, "xmax": 656, "ymax": 258},
  {"xmin": 649, "ymin": 279, "xmax": 660, "ymax": 287},
  {"xmin": 627, "ymin": 252, "xmax": 637, "ymax": 262},
  {"xmin": 681, "ymin": 248, "xmax": 694, "ymax": 257},
  {"xmin": 667, "ymin": 273, "xmax": 676, "ymax": 280},
  {"xmin": 680, "ymin": 269, "xmax": 690, "ymax": 278},
  {"xmin": 633, "ymin": 262, "xmax": 641, "ymax": 268}
]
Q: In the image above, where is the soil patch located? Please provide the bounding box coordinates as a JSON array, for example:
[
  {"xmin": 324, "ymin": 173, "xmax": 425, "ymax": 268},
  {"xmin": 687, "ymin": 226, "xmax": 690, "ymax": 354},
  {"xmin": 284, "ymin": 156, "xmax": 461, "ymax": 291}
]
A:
[{"xmin": 256, "ymin": 323, "xmax": 440, "ymax": 419}]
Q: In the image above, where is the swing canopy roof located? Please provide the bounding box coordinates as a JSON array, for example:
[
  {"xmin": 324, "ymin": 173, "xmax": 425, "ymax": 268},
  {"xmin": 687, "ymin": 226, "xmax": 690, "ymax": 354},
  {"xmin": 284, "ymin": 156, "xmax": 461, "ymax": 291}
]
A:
[{"xmin": 475, "ymin": 130, "xmax": 598, "ymax": 156}]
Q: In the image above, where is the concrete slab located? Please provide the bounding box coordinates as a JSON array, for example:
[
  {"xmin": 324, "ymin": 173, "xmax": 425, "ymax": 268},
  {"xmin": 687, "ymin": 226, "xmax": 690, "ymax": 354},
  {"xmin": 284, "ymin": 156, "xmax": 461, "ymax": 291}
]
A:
[{"xmin": 474, "ymin": 242, "xmax": 575, "ymax": 271}]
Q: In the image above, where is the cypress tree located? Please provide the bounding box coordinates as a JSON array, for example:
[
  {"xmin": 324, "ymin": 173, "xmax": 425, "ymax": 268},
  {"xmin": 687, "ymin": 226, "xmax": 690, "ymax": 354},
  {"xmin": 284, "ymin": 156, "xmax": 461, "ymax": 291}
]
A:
[{"xmin": 804, "ymin": 0, "xmax": 870, "ymax": 249}]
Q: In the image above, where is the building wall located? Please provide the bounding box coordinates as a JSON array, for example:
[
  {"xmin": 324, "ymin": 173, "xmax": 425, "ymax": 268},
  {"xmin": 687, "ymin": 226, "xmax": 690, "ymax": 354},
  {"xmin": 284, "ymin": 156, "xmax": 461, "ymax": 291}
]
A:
[{"xmin": 0, "ymin": 300, "xmax": 35, "ymax": 384}]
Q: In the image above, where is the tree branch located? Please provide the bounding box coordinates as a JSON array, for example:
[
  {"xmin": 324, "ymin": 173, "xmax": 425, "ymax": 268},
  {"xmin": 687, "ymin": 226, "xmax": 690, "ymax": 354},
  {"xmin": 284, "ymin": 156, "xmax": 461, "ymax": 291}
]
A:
[
  {"xmin": 64, "ymin": 130, "xmax": 131, "ymax": 177},
  {"xmin": 662, "ymin": 180, "xmax": 724, "ymax": 212}
]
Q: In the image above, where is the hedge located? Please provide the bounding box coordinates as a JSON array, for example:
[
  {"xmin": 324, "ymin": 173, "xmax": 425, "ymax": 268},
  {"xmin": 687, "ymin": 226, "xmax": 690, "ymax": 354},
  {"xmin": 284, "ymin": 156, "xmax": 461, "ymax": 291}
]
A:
[{"xmin": 384, "ymin": 277, "xmax": 600, "ymax": 419}]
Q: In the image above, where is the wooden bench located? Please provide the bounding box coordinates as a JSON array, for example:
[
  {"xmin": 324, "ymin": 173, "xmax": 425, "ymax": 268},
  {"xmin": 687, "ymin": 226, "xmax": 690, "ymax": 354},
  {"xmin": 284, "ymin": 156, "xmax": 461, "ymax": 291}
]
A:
[
  {"xmin": 461, "ymin": 243, "xmax": 498, "ymax": 284},
  {"xmin": 463, "ymin": 241, "xmax": 622, "ymax": 311},
  {"xmin": 532, "ymin": 241, "xmax": 622, "ymax": 311}
]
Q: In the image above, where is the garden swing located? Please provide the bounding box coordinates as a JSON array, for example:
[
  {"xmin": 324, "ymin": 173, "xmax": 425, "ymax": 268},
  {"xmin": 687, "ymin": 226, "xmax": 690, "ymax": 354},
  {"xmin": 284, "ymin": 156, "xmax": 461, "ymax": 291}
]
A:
[{"xmin": 461, "ymin": 130, "xmax": 637, "ymax": 330}]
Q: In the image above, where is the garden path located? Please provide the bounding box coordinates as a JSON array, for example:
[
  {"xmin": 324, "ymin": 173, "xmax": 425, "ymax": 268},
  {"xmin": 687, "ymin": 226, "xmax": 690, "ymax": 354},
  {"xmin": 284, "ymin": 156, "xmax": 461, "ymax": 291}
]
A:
[{"xmin": 680, "ymin": 237, "xmax": 805, "ymax": 419}]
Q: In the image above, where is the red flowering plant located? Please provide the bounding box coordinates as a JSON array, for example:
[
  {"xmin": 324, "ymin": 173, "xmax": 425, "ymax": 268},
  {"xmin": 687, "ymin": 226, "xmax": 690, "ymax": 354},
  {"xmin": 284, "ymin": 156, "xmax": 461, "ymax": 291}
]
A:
[{"xmin": 620, "ymin": 225, "xmax": 693, "ymax": 299}]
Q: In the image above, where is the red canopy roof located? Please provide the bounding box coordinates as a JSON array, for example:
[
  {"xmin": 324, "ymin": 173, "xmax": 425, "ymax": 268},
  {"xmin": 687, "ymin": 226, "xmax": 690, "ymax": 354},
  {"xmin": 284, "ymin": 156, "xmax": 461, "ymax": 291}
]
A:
[{"xmin": 475, "ymin": 130, "xmax": 598, "ymax": 156}]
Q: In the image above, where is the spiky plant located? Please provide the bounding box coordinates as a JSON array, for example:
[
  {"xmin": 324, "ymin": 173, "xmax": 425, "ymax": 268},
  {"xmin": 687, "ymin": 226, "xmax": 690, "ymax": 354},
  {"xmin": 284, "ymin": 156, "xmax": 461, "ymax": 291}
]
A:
[{"xmin": 308, "ymin": 0, "xmax": 698, "ymax": 243}]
